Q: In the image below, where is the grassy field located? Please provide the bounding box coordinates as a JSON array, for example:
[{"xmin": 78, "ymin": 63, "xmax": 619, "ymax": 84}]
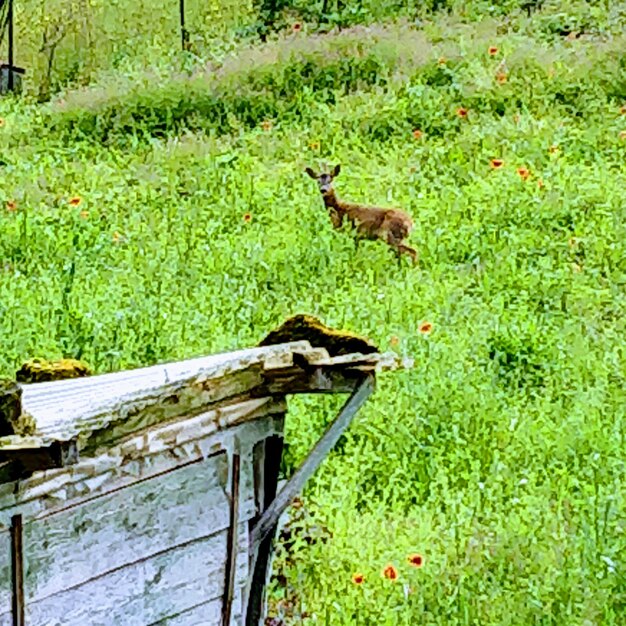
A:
[{"xmin": 2, "ymin": 1, "xmax": 626, "ymax": 623}]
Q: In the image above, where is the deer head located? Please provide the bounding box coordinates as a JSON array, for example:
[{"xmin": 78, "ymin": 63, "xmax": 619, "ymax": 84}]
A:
[{"xmin": 305, "ymin": 164, "xmax": 341, "ymax": 196}]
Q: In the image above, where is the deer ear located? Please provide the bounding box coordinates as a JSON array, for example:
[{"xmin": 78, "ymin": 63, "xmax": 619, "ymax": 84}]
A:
[
  {"xmin": 331, "ymin": 164, "xmax": 341, "ymax": 177},
  {"xmin": 304, "ymin": 167, "xmax": 317, "ymax": 179}
]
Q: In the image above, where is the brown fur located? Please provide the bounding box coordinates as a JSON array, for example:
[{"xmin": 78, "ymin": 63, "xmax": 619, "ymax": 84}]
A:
[{"xmin": 305, "ymin": 164, "xmax": 418, "ymax": 265}]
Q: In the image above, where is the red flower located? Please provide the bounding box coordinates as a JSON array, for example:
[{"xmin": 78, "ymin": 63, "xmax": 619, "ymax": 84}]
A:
[
  {"xmin": 412, "ymin": 129, "xmax": 423, "ymax": 139},
  {"xmin": 456, "ymin": 107, "xmax": 468, "ymax": 118},
  {"xmin": 407, "ymin": 554, "xmax": 424, "ymax": 567},
  {"xmin": 517, "ymin": 167, "xmax": 530, "ymax": 180},
  {"xmin": 352, "ymin": 573, "xmax": 365, "ymax": 585},
  {"xmin": 488, "ymin": 46, "xmax": 498, "ymax": 56},
  {"xmin": 490, "ymin": 159, "xmax": 504, "ymax": 169},
  {"xmin": 0, "ymin": 118, "xmax": 5, "ymax": 127},
  {"xmin": 419, "ymin": 321, "xmax": 433, "ymax": 334},
  {"xmin": 382, "ymin": 564, "xmax": 398, "ymax": 580},
  {"xmin": 292, "ymin": 22, "xmax": 302, "ymax": 32},
  {"xmin": 243, "ymin": 213, "xmax": 252, "ymax": 222},
  {"xmin": 69, "ymin": 196, "xmax": 82, "ymax": 206},
  {"xmin": 496, "ymin": 72, "xmax": 507, "ymax": 84},
  {"xmin": 5, "ymin": 200, "xmax": 17, "ymax": 212}
]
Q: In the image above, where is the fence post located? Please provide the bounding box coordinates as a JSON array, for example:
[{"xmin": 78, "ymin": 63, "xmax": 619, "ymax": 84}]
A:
[
  {"xmin": 179, "ymin": 0, "xmax": 189, "ymax": 51},
  {"xmin": 7, "ymin": 0, "xmax": 13, "ymax": 90}
]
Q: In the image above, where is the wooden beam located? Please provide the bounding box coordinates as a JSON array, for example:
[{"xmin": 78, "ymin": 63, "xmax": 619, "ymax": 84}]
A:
[{"xmin": 249, "ymin": 375, "xmax": 375, "ymax": 562}]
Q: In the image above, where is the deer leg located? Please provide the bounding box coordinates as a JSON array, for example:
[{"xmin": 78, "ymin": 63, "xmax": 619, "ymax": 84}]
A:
[
  {"xmin": 397, "ymin": 243, "xmax": 419, "ymax": 266},
  {"xmin": 386, "ymin": 233, "xmax": 418, "ymax": 267}
]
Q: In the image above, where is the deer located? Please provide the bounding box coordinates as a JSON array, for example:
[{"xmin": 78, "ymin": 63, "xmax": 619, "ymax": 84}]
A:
[{"xmin": 305, "ymin": 164, "xmax": 418, "ymax": 265}]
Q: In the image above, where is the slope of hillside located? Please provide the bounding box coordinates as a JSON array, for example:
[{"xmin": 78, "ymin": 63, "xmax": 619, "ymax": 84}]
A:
[{"xmin": 1, "ymin": 3, "xmax": 626, "ymax": 623}]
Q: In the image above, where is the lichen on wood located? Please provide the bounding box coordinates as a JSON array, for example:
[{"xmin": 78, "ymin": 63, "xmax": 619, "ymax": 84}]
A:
[
  {"xmin": 258, "ymin": 314, "xmax": 378, "ymax": 357},
  {"xmin": 16, "ymin": 358, "xmax": 93, "ymax": 383},
  {"xmin": 0, "ymin": 379, "xmax": 23, "ymax": 437}
]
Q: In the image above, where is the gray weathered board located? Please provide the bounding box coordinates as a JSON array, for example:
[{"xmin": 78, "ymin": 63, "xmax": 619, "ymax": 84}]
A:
[{"xmin": 0, "ymin": 340, "xmax": 410, "ymax": 625}]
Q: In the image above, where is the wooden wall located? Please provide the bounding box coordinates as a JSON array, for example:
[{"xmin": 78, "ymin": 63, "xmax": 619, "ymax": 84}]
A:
[{"xmin": 0, "ymin": 397, "xmax": 287, "ymax": 626}]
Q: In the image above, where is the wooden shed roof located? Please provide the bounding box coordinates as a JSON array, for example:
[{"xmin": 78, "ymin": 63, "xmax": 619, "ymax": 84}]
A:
[{"xmin": 0, "ymin": 341, "xmax": 410, "ymax": 476}]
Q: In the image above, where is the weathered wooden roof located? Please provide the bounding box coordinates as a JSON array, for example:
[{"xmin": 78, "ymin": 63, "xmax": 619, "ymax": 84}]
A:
[{"xmin": 0, "ymin": 341, "xmax": 410, "ymax": 476}]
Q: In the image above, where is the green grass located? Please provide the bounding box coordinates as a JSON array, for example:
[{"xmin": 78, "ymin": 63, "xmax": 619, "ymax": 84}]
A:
[{"xmin": 2, "ymin": 2, "xmax": 626, "ymax": 624}]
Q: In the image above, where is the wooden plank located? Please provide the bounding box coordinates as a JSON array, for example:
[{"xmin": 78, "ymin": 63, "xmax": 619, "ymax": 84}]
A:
[
  {"xmin": 151, "ymin": 598, "xmax": 222, "ymax": 625},
  {"xmin": 0, "ymin": 406, "xmax": 285, "ymax": 525},
  {"xmin": 15, "ymin": 342, "xmax": 312, "ymax": 446},
  {"xmin": 24, "ymin": 530, "xmax": 230, "ymax": 626},
  {"xmin": 0, "ymin": 530, "xmax": 10, "ymax": 617},
  {"xmin": 1, "ymin": 346, "xmax": 407, "ymax": 474},
  {"xmin": 19, "ymin": 452, "xmax": 240, "ymax": 605}
]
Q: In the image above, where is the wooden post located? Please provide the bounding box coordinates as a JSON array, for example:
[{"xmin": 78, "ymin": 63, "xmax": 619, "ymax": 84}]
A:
[
  {"xmin": 179, "ymin": 0, "xmax": 189, "ymax": 51},
  {"xmin": 7, "ymin": 0, "xmax": 14, "ymax": 91}
]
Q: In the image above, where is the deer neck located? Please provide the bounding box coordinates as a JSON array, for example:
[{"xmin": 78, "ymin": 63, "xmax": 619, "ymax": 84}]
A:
[{"xmin": 322, "ymin": 189, "xmax": 343, "ymax": 212}]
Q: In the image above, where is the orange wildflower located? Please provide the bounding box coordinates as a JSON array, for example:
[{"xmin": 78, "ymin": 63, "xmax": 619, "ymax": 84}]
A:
[
  {"xmin": 419, "ymin": 321, "xmax": 433, "ymax": 334},
  {"xmin": 412, "ymin": 129, "xmax": 423, "ymax": 139},
  {"xmin": 537, "ymin": 179, "xmax": 544, "ymax": 189},
  {"xmin": 438, "ymin": 56, "xmax": 447, "ymax": 65},
  {"xmin": 69, "ymin": 196, "xmax": 82, "ymax": 206},
  {"xmin": 112, "ymin": 231, "xmax": 123, "ymax": 242},
  {"xmin": 261, "ymin": 120, "xmax": 272, "ymax": 132},
  {"xmin": 407, "ymin": 554, "xmax": 424, "ymax": 568},
  {"xmin": 243, "ymin": 213, "xmax": 252, "ymax": 223},
  {"xmin": 382, "ymin": 564, "xmax": 398, "ymax": 581},
  {"xmin": 488, "ymin": 46, "xmax": 498, "ymax": 56},
  {"xmin": 496, "ymin": 72, "xmax": 507, "ymax": 84},
  {"xmin": 292, "ymin": 22, "xmax": 302, "ymax": 32},
  {"xmin": 490, "ymin": 159, "xmax": 504, "ymax": 169},
  {"xmin": 5, "ymin": 200, "xmax": 17, "ymax": 212},
  {"xmin": 352, "ymin": 573, "xmax": 365, "ymax": 585},
  {"xmin": 456, "ymin": 107, "xmax": 468, "ymax": 118},
  {"xmin": 516, "ymin": 167, "xmax": 530, "ymax": 180},
  {"xmin": 0, "ymin": 118, "xmax": 4, "ymax": 127},
  {"xmin": 548, "ymin": 144, "xmax": 559, "ymax": 154}
]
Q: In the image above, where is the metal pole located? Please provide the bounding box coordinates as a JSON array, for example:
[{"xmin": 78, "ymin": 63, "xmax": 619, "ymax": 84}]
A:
[
  {"xmin": 179, "ymin": 0, "xmax": 188, "ymax": 51},
  {"xmin": 7, "ymin": 0, "xmax": 14, "ymax": 91}
]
